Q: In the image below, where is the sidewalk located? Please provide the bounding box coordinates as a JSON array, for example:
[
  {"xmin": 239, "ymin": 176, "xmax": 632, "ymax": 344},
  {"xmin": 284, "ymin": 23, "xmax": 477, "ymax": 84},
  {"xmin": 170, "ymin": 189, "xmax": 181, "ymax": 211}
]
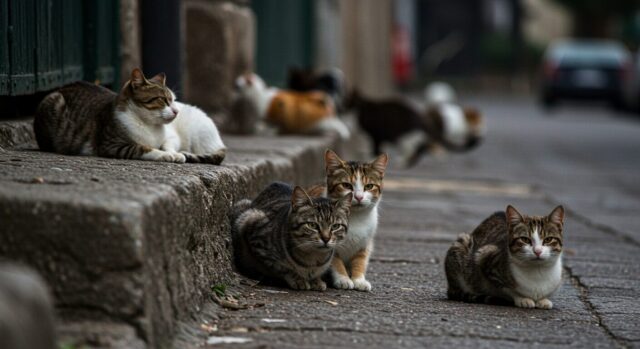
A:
[{"xmin": 175, "ymin": 97, "xmax": 640, "ymax": 349}]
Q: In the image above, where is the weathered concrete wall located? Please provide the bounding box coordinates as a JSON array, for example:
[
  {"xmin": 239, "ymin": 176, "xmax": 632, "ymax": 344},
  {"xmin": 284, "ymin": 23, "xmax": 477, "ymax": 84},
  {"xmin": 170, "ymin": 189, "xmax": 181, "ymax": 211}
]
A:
[
  {"xmin": 182, "ymin": 0, "xmax": 255, "ymax": 115},
  {"xmin": 0, "ymin": 124, "xmax": 342, "ymax": 348},
  {"xmin": 119, "ymin": 0, "xmax": 142, "ymax": 86},
  {"xmin": 340, "ymin": 0, "xmax": 394, "ymax": 97}
]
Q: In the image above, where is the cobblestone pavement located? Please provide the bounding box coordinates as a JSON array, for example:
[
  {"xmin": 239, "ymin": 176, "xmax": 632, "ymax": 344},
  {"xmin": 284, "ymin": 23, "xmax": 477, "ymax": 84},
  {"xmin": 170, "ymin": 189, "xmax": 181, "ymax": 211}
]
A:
[{"xmin": 180, "ymin": 96, "xmax": 640, "ymax": 349}]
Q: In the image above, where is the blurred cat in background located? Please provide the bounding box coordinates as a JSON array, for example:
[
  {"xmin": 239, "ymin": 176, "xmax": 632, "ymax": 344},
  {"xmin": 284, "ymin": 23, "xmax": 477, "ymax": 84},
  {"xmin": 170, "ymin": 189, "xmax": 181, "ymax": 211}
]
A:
[
  {"xmin": 345, "ymin": 82, "xmax": 485, "ymax": 167},
  {"xmin": 287, "ymin": 67, "xmax": 347, "ymax": 113},
  {"xmin": 234, "ymin": 73, "xmax": 350, "ymax": 139}
]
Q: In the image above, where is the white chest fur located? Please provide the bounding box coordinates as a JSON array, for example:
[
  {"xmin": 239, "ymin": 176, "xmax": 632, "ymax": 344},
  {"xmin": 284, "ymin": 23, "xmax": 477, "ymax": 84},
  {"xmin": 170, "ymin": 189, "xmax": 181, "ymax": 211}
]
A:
[
  {"xmin": 336, "ymin": 205, "xmax": 378, "ymax": 260},
  {"xmin": 510, "ymin": 256, "xmax": 563, "ymax": 301},
  {"xmin": 116, "ymin": 110, "xmax": 167, "ymax": 148}
]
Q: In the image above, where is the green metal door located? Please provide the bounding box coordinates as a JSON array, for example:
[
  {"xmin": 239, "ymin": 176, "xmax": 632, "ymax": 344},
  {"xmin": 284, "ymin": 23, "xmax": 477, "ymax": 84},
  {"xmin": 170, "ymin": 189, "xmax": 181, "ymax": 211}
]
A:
[
  {"xmin": 0, "ymin": 0, "xmax": 119, "ymax": 96},
  {"xmin": 252, "ymin": 0, "xmax": 314, "ymax": 87}
]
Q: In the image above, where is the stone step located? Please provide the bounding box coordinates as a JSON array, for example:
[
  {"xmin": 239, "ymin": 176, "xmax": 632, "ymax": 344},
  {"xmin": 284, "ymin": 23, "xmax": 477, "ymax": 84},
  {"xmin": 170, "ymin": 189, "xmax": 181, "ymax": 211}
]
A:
[{"xmin": 0, "ymin": 121, "xmax": 347, "ymax": 348}]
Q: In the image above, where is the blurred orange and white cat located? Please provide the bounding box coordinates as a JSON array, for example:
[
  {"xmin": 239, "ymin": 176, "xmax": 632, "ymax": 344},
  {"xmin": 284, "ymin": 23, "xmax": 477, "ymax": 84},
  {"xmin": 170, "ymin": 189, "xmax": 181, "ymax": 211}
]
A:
[{"xmin": 234, "ymin": 73, "xmax": 350, "ymax": 139}]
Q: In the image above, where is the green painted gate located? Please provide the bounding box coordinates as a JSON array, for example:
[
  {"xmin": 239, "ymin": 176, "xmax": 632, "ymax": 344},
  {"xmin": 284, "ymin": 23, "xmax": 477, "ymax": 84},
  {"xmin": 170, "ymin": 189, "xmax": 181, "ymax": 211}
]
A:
[
  {"xmin": 252, "ymin": 0, "xmax": 314, "ymax": 87},
  {"xmin": 0, "ymin": 0, "xmax": 119, "ymax": 96}
]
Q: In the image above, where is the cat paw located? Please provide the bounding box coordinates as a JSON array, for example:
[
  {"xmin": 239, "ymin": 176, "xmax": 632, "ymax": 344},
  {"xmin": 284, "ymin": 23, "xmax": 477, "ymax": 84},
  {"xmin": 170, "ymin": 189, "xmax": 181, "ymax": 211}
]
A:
[
  {"xmin": 332, "ymin": 275, "xmax": 354, "ymax": 290},
  {"xmin": 285, "ymin": 277, "xmax": 311, "ymax": 291},
  {"xmin": 536, "ymin": 298, "xmax": 553, "ymax": 309},
  {"xmin": 352, "ymin": 277, "xmax": 372, "ymax": 292},
  {"xmin": 169, "ymin": 151, "xmax": 186, "ymax": 163},
  {"xmin": 310, "ymin": 279, "xmax": 327, "ymax": 291},
  {"xmin": 514, "ymin": 297, "xmax": 536, "ymax": 308}
]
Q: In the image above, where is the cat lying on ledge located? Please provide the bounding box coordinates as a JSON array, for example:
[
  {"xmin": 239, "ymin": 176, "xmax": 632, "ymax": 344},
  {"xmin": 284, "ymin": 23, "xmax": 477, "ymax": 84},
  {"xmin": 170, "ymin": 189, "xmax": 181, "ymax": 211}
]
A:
[{"xmin": 34, "ymin": 69, "xmax": 226, "ymax": 164}]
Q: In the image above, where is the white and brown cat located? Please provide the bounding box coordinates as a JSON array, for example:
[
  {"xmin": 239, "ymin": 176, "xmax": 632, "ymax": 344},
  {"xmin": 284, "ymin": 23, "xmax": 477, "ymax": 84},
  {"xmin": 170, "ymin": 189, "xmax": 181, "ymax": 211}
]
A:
[
  {"xmin": 445, "ymin": 205, "xmax": 565, "ymax": 309},
  {"xmin": 34, "ymin": 69, "xmax": 226, "ymax": 164},
  {"xmin": 308, "ymin": 149, "xmax": 388, "ymax": 291}
]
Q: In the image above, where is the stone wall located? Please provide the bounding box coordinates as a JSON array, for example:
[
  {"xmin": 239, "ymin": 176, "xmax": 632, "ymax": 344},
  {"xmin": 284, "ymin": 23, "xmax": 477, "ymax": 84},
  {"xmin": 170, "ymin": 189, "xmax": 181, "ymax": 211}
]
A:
[
  {"xmin": 181, "ymin": 0, "xmax": 255, "ymax": 115},
  {"xmin": 119, "ymin": 0, "xmax": 142, "ymax": 87}
]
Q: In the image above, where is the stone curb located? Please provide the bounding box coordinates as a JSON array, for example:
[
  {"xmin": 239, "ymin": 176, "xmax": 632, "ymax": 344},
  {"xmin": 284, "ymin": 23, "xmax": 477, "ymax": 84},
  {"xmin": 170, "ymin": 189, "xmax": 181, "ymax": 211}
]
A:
[{"xmin": 0, "ymin": 121, "xmax": 348, "ymax": 348}]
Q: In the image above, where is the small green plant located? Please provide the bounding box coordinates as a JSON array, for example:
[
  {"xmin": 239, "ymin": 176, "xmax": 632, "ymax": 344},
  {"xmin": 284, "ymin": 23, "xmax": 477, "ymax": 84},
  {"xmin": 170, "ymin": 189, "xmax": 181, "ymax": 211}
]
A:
[{"xmin": 212, "ymin": 284, "xmax": 227, "ymax": 298}]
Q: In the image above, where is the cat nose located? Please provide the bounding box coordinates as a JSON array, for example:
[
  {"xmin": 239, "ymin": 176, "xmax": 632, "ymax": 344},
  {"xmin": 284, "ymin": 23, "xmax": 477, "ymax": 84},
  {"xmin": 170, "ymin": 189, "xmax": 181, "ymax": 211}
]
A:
[
  {"xmin": 171, "ymin": 107, "xmax": 179, "ymax": 116},
  {"xmin": 355, "ymin": 194, "xmax": 364, "ymax": 202},
  {"xmin": 534, "ymin": 247, "xmax": 543, "ymax": 256},
  {"xmin": 321, "ymin": 234, "xmax": 331, "ymax": 244}
]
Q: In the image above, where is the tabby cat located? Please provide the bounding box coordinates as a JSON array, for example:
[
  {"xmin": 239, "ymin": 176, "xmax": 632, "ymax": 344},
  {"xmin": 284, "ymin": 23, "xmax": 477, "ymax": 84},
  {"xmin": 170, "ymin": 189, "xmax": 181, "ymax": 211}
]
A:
[
  {"xmin": 34, "ymin": 69, "xmax": 226, "ymax": 164},
  {"xmin": 308, "ymin": 150, "xmax": 388, "ymax": 291},
  {"xmin": 232, "ymin": 182, "xmax": 352, "ymax": 291},
  {"xmin": 445, "ymin": 205, "xmax": 565, "ymax": 309}
]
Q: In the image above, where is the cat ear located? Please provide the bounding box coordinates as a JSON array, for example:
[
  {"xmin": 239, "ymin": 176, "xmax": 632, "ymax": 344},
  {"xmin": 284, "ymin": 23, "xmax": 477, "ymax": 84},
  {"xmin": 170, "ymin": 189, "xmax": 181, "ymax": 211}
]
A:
[
  {"xmin": 506, "ymin": 205, "xmax": 523, "ymax": 226},
  {"xmin": 149, "ymin": 72, "xmax": 166, "ymax": 85},
  {"xmin": 336, "ymin": 193, "xmax": 353, "ymax": 212},
  {"xmin": 291, "ymin": 186, "xmax": 313, "ymax": 210},
  {"xmin": 325, "ymin": 149, "xmax": 345, "ymax": 172},
  {"xmin": 548, "ymin": 205, "xmax": 564, "ymax": 226},
  {"xmin": 130, "ymin": 68, "xmax": 146, "ymax": 87},
  {"xmin": 371, "ymin": 153, "xmax": 389, "ymax": 175}
]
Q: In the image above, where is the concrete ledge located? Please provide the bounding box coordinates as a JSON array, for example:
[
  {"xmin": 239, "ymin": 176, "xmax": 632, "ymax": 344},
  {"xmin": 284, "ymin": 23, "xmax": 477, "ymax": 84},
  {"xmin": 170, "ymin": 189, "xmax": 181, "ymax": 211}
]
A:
[{"xmin": 0, "ymin": 127, "xmax": 344, "ymax": 348}]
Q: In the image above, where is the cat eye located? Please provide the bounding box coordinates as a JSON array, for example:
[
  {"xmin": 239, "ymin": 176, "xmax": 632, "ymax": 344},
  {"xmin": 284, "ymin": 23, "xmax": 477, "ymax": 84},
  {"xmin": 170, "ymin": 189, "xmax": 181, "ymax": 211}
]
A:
[
  {"xmin": 364, "ymin": 184, "xmax": 376, "ymax": 190},
  {"xmin": 341, "ymin": 183, "xmax": 353, "ymax": 190},
  {"xmin": 543, "ymin": 237, "xmax": 555, "ymax": 244},
  {"xmin": 304, "ymin": 222, "xmax": 319, "ymax": 231},
  {"xmin": 144, "ymin": 97, "xmax": 162, "ymax": 104},
  {"xmin": 331, "ymin": 224, "xmax": 343, "ymax": 231},
  {"xmin": 519, "ymin": 237, "xmax": 531, "ymax": 244}
]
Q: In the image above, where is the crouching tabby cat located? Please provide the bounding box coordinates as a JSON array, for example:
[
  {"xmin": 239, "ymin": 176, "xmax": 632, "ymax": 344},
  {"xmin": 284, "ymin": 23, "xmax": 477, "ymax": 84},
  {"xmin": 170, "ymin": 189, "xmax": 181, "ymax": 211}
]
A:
[
  {"xmin": 231, "ymin": 182, "xmax": 352, "ymax": 291},
  {"xmin": 34, "ymin": 69, "xmax": 226, "ymax": 164},
  {"xmin": 445, "ymin": 205, "xmax": 565, "ymax": 309}
]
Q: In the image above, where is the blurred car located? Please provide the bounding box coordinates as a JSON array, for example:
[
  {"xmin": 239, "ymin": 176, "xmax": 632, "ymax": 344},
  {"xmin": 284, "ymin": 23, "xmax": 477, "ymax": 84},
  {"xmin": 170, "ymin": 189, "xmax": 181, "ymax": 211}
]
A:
[{"xmin": 540, "ymin": 39, "xmax": 632, "ymax": 108}]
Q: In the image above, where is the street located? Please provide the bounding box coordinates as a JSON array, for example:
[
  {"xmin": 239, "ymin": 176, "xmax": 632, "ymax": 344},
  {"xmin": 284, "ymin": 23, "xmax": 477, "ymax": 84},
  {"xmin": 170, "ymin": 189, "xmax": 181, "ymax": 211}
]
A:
[{"xmin": 181, "ymin": 96, "xmax": 640, "ymax": 348}]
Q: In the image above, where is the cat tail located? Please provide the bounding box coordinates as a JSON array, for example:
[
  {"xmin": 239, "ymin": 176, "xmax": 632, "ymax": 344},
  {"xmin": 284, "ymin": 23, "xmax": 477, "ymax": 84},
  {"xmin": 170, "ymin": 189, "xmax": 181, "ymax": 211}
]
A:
[
  {"xmin": 233, "ymin": 208, "xmax": 269, "ymax": 239},
  {"xmin": 230, "ymin": 199, "xmax": 252, "ymax": 223},
  {"xmin": 182, "ymin": 148, "xmax": 226, "ymax": 165},
  {"xmin": 444, "ymin": 233, "xmax": 472, "ymax": 301},
  {"xmin": 312, "ymin": 117, "xmax": 350, "ymax": 140},
  {"xmin": 34, "ymin": 92, "xmax": 68, "ymax": 152}
]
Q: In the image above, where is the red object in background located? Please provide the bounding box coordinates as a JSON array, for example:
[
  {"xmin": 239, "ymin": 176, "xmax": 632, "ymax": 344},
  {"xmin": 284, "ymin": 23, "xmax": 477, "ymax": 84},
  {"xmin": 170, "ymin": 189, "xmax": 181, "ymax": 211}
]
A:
[{"xmin": 392, "ymin": 24, "xmax": 414, "ymax": 86}]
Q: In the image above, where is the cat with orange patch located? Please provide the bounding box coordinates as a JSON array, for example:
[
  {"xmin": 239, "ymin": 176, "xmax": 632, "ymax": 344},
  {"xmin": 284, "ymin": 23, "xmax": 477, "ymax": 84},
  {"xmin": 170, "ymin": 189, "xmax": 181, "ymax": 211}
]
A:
[{"xmin": 235, "ymin": 73, "xmax": 350, "ymax": 139}]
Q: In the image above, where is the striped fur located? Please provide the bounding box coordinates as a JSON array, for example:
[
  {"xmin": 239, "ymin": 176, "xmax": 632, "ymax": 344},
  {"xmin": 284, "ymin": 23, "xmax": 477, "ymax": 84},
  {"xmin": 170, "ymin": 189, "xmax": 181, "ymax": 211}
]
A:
[
  {"xmin": 445, "ymin": 205, "xmax": 565, "ymax": 309},
  {"xmin": 231, "ymin": 182, "xmax": 352, "ymax": 291}
]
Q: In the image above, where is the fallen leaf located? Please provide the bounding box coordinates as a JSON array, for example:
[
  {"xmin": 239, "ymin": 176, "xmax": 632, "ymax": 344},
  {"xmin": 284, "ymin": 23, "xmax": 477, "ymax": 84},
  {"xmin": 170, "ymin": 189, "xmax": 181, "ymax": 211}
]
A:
[
  {"xmin": 400, "ymin": 287, "xmax": 414, "ymax": 291},
  {"xmin": 200, "ymin": 323, "xmax": 218, "ymax": 332},
  {"xmin": 206, "ymin": 336, "xmax": 252, "ymax": 345},
  {"xmin": 261, "ymin": 318, "xmax": 286, "ymax": 323},
  {"xmin": 262, "ymin": 289, "xmax": 288, "ymax": 294},
  {"xmin": 230, "ymin": 326, "xmax": 249, "ymax": 333},
  {"xmin": 324, "ymin": 300, "xmax": 338, "ymax": 306}
]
